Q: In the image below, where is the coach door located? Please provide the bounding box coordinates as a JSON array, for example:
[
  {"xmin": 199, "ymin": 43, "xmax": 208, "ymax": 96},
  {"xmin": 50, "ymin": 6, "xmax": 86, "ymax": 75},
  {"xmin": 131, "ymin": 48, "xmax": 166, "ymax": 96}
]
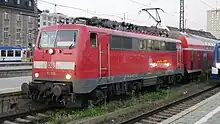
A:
[
  {"xmin": 177, "ymin": 43, "xmax": 182, "ymax": 71},
  {"xmin": 98, "ymin": 33, "xmax": 110, "ymax": 78},
  {"xmin": 203, "ymin": 52, "xmax": 208, "ymax": 72}
]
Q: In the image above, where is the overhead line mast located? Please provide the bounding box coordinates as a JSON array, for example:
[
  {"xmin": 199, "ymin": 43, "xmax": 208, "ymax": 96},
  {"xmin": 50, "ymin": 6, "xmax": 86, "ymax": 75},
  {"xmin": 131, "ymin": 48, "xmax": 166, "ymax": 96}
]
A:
[
  {"xmin": 34, "ymin": 0, "xmax": 38, "ymax": 38},
  {"xmin": 179, "ymin": 0, "xmax": 184, "ymax": 32}
]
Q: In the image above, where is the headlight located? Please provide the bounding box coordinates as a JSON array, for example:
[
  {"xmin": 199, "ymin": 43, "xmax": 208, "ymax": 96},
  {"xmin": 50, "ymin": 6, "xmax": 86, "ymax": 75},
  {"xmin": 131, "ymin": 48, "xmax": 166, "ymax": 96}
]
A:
[
  {"xmin": 48, "ymin": 49, "xmax": 54, "ymax": 54},
  {"xmin": 65, "ymin": 74, "xmax": 71, "ymax": 80},
  {"xmin": 35, "ymin": 73, "xmax": 39, "ymax": 78}
]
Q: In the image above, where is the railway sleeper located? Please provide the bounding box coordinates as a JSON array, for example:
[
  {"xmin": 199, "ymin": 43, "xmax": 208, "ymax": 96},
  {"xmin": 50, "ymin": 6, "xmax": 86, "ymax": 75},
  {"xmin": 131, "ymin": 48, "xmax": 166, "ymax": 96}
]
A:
[
  {"xmin": 163, "ymin": 110, "xmax": 177, "ymax": 115},
  {"xmin": 15, "ymin": 118, "xmax": 31, "ymax": 123},
  {"xmin": 134, "ymin": 122, "xmax": 143, "ymax": 124},
  {"xmin": 141, "ymin": 119, "xmax": 158, "ymax": 124},
  {"xmin": 26, "ymin": 115, "xmax": 42, "ymax": 121},
  {"xmin": 175, "ymin": 104, "xmax": 189, "ymax": 109},
  {"xmin": 171, "ymin": 106, "xmax": 184, "ymax": 111},
  {"xmin": 147, "ymin": 116, "xmax": 162, "ymax": 122},
  {"xmin": 168, "ymin": 108, "xmax": 183, "ymax": 113},
  {"xmin": 157, "ymin": 112, "xmax": 174, "ymax": 117},
  {"xmin": 3, "ymin": 121, "xmax": 19, "ymax": 124},
  {"xmin": 152, "ymin": 114, "xmax": 170, "ymax": 119}
]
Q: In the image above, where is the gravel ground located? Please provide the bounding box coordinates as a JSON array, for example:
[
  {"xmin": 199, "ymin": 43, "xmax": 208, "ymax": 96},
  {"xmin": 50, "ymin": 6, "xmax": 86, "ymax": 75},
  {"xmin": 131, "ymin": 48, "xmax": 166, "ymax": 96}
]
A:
[{"xmin": 72, "ymin": 79, "xmax": 218, "ymax": 124}]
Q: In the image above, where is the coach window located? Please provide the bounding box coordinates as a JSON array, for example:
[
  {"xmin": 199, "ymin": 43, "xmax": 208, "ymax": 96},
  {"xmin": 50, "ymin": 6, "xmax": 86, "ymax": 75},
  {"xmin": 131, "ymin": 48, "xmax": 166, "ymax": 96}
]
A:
[
  {"xmin": 153, "ymin": 40, "xmax": 160, "ymax": 50},
  {"xmin": 1, "ymin": 50, "xmax": 6, "ymax": 57},
  {"xmin": 123, "ymin": 37, "xmax": 133, "ymax": 49},
  {"xmin": 147, "ymin": 39, "xmax": 152, "ymax": 50},
  {"xmin": 90, "ymin": 33, "xmax": 97, "ymax": 47},
  {"xmin": 15, "ymin": 50, "xmax": 21, "ymax": 57},
  {"xmin": 160, "ymin": 41, "xmax": 165, "ymax": 50},
  {"xmin": 7, "ymin": 50, "xmax": 13, "ymax": 57},
  {"xmin": 139, "ymin": 39, "xmax": 146, "ymax": 50},
  {"xmin": 110, "ymin": 35, "xmax": 123, "ymax": 49}
]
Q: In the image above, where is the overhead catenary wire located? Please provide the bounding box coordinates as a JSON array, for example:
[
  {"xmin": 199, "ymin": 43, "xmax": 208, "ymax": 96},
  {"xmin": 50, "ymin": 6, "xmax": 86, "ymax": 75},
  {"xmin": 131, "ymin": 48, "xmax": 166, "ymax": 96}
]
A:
[
  {"xmin": 39, "ymin": 0, "xmax": 126, "ymax": 19},
  {"xmin": 126, "ymin": 0, "xmax": 150, "ymax": 7},
  {"xmin": 38, "ymin": 0, "xmax": 147, "ymax": 24},
  {"xmin": 199, "ymin": 0, "xmax": 215, "ymax": 9}
]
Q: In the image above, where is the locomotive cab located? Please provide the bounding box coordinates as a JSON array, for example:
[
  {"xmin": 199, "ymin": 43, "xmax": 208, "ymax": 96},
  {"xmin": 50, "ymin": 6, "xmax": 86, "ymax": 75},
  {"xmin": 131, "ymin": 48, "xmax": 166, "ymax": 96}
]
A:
[
  {"xmin": 21, "ymin": 25, "xmax": 85, "ymax": 106},
  {"xmin": 33, "ymin": 29, "xmax": 78, "ymax": 81}
]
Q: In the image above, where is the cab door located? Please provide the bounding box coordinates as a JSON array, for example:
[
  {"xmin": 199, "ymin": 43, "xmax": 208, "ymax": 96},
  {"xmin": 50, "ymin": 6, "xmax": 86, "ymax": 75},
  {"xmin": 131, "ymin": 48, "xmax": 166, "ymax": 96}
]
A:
[{"xmin": 98, "ymin": 33, "xmax": 110, "ymax": 78}]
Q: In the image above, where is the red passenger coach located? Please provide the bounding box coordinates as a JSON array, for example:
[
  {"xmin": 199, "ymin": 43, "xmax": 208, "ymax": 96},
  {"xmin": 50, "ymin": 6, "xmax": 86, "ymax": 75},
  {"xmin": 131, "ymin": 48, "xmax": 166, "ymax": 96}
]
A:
[
  {"xmin": 169, "ymin": 31, "xmax": 216, "ymax": 78},
  {"xmin": 21, "ymin": 23, "xmax": 185, "ymax": 107}
]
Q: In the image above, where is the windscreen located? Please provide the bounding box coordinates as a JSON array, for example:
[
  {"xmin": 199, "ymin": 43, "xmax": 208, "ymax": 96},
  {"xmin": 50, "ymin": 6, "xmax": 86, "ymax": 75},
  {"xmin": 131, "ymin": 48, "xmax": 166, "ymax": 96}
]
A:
[
  {"xmin": 38, "ymin": 30, "xmax": 78, "ymax": 48},
  {"xmin": 38, "ymin": 31, "xmax": 56, "ymax": 48},
  {"xmin": 56, "ymin": 30, "xmax": 77, "ymax": 47}
]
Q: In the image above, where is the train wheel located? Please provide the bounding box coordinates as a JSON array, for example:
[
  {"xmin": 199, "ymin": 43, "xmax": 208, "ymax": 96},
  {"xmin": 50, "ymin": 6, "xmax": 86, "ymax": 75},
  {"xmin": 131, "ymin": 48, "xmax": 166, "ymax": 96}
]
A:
[
  {"xmin": 176, "ymin": 74, "xmax": 183, "ymax": 84},
  {"xmin": 107, "ymin": 85, "xmax": 114, "ymax": 102},
  {"xmin": 134, "ymin": 82, "xmax": 142, "ymax": 96},
  {"xmin": 90, "ymin": 89, "xmax": 105, "ymax": 106},
  {"xmin": 168, "ymin": 75, "xmax": 176, "ymax": 85}
]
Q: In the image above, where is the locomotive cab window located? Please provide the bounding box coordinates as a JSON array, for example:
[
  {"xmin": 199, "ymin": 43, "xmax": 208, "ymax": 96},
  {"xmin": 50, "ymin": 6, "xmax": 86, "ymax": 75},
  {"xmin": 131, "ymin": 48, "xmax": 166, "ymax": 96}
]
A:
[
  {"xmin": 38, "ymin": 30, "xmax": 78, "ymax": 48},
  {"xmin": 38, "ymin": 31, "xmax": 56, "ymax": 48},
  {"xmin": 90, "ymin": 33, "xmax": 97, "ymax": 47},
  {"xmin": 56, "ymin": 30, "xmax": 78, "ymax": 48}
]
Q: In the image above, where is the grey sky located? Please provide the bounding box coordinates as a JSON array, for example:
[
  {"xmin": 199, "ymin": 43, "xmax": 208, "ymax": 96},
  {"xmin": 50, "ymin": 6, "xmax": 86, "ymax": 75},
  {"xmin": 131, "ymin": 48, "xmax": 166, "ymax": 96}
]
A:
[{"xmin": 38, "ymin": 0, "xmax": 218, "ymax": 31}]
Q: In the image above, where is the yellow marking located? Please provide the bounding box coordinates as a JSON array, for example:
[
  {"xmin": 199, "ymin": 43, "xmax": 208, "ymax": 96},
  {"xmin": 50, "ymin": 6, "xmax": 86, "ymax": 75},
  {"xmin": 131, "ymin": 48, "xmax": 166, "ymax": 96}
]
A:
[
  {"xmin": 156, "ymin": 59, "xmax": 168, "ymax": 63},
  {"xmin": 188, "ymin": 105, "xmax": 199, "ymax": 111}
]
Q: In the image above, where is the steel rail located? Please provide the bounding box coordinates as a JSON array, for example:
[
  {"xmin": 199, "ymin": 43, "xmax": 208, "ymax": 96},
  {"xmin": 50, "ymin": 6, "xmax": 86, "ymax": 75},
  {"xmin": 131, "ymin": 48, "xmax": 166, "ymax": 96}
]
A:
[{"xmin": 120, "ymin": 84, "xmax": 219, "ymax": 124}]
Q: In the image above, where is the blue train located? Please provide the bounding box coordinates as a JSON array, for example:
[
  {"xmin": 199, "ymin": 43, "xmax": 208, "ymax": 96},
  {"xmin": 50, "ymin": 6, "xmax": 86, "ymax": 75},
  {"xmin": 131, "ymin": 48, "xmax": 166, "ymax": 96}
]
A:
[
  {"xmin": 0, "ymin": 46, "xmax": 32, "ymax": 62},
  {"xmin": 212, "ymin": 42, "xmax": 220, "ymax": 79}
]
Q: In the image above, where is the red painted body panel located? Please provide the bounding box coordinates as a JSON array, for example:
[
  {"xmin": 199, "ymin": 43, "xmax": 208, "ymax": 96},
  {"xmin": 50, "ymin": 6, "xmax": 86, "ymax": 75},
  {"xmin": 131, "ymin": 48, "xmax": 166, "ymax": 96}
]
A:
[{"xmin": 33, "ymin": 24, "xmax": 181, "ymax": 81}]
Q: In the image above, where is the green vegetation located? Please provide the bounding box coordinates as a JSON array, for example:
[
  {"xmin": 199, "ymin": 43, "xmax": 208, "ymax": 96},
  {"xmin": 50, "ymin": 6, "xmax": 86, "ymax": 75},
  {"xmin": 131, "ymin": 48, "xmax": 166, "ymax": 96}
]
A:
[{"xmin": 47, "ymin": 89, "xmax": 180, "ymax": 124}]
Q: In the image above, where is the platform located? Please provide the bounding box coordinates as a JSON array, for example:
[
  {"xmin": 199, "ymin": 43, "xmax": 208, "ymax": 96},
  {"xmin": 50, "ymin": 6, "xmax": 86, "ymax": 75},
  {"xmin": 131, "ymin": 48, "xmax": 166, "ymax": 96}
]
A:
[
  {"xmin": 0, "ymin": 76, "xmax": 31, "ymax": 94},
  {"xmin": 160, "ymin": 90, "xmax": 220, "ymax": 124}
]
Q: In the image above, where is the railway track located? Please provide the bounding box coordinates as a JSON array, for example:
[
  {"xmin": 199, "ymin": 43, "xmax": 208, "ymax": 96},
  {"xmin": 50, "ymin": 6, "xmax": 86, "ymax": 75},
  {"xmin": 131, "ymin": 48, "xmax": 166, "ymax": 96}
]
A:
[
  {"xmin": 120, "ymin": 84, "xmax": 220, "ymax": 124},
  {"xmin": 0, "ymin": 92, "xmax": 51, "ymax": 124},
  {"xmin": 0, "ymin": 62, "xmax": 32, "ymax": 78},
  {"xmin": 0, "ymin": 62, "xmax": 32, "ymax": 67},
  {"xmin": 0, "ymin": 68, "xmax": 32, "ymax": 78},
  {"xmin": 2, "ymin": 112, "xmax": 50, "ymax": 124}
]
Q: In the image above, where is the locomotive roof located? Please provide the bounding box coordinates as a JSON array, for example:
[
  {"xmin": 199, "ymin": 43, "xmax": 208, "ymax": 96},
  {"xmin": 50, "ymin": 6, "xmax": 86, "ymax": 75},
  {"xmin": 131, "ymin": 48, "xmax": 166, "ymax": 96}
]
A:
[{"xmin": 40, "ymin": 24, "xmax": 181, "ymax": 44}]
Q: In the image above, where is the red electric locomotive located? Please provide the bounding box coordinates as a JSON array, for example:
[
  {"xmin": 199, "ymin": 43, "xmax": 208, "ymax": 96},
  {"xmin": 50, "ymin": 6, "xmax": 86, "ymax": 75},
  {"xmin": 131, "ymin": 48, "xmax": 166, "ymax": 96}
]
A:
[
  {"xmin": 21, "ymin": 17, "xmax": 217, "ymax": 107},
  {"xmin": 21, "ymin": 23, "xmax": 184, "ymax": 107}
]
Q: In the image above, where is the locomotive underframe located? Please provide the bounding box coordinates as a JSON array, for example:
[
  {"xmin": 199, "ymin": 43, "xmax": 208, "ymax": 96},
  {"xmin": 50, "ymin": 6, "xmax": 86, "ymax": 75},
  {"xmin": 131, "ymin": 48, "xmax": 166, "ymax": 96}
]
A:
[
  {"xmin": 20, "ymin": 68, "xmax": 209, "ymax": 108},
  {"xmin": 21, "ymin": 71, "xmax": 187, "ymax": 108}
]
